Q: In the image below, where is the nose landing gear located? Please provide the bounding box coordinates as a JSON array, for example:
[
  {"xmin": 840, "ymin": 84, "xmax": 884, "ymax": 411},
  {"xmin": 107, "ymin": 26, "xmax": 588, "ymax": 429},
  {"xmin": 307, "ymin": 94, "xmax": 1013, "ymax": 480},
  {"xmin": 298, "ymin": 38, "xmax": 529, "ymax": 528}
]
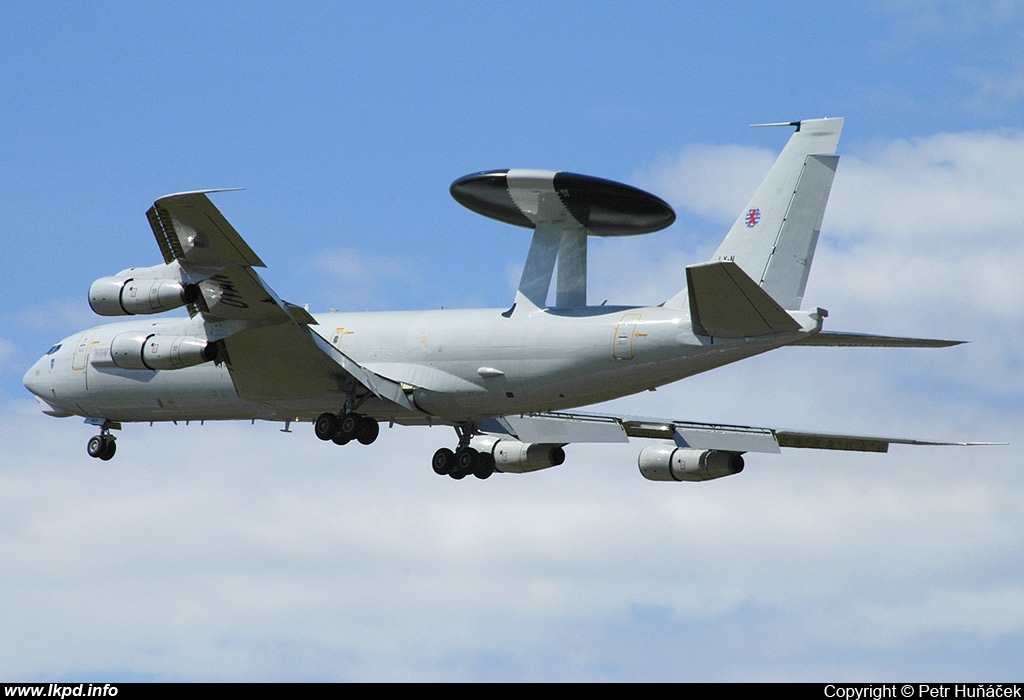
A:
[{"xmin": 85, "ymin": 419, "xmax": 118, "ymax": 460}]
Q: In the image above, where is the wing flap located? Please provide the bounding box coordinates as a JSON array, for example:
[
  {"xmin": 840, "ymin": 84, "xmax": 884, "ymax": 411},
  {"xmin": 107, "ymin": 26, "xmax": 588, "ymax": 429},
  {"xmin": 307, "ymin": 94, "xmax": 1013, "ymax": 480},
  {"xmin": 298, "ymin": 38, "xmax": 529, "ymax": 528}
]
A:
[
  {"xmin": 674, "ymin": 425, "xmax": 781, "ymax": 453},
  {"xmin": 221, "ymin": 322, "xmax": 418, "ymax": 413},
  {"xmin": 478, "ymin": 413, "xmax": 629, "ymax": 444},
  {"xmin": 196, "ymin": 266, "xmax": 294, "ymax": 323},
  {"xmin": 222, "ymin": 324, "xmax": 348, "ymax": 401},
  {"xmin": 308, "ymin": 333, "xmax": 417, "ymax": 412},
  {"xmin": 775, "ymin": 431, "xmax": 889, "ymax": 452}
]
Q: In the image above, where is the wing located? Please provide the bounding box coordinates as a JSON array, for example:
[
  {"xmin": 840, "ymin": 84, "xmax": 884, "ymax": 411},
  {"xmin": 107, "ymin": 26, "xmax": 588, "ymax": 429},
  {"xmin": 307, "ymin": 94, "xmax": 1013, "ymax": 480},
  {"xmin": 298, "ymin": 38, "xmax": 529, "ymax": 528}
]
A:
[
  {"xmin": 146, "ymin": 190, "xmax": 417, "ymax": 414},
  {"xmin": 148, "ymin": 189, "xmax": 299, "ymax": 324},
  {"xmin": 478, "ymin": 410, "xmax": 994, "ymax": 453}
]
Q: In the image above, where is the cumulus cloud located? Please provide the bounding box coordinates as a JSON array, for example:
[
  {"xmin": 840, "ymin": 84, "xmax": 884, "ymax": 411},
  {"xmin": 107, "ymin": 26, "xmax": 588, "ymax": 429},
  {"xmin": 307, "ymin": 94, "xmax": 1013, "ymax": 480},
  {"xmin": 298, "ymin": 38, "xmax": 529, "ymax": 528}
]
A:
[
  {"xmin": 639, "ymin": 144, "xmax": 777, "ymax": 226},
  {"xmin": 5, "ymin": 402, "xmax": 1020, "ymax": 680},
  {"xmin": 828, "ymin": 131, "xmax": 1024, "ymax": 241},
  {"xmin": 0, "ymin": 335, "xmax": 15, "ymax": 366},
  {"xmin": 310, "ymin": 247, "xmax": 418, "ymax": 311}
]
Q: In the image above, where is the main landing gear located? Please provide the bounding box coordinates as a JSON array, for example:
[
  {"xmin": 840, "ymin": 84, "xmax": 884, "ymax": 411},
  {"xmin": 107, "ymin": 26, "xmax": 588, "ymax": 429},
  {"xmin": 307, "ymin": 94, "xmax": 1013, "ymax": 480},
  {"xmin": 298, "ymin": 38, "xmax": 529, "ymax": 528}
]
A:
[
  {"xmin": 431, "ymin": 424, "xmax": 495, "ymax": 480},
  {"xmin": 314, "ymin": 412, "xmax": 380, "ymax": 446}
]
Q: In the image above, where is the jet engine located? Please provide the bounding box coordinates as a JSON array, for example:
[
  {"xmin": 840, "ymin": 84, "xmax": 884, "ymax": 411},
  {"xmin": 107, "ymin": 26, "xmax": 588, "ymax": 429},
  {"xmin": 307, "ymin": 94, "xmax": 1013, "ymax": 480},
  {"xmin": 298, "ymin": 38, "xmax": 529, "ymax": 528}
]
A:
[
  {"xmin": 469, "ymin": 435, "xmax": 566, "ymax": 473},
  {"xmin": 637, "ymin": 444, "xmax": 744, "ymax": 482},
  {"xmin": 89, "ymin": 263, "xmax": 200, "ymax": 316},
  {"xmin": 106, "ymin": 332, "xmax": 218, "ymax": 371}
]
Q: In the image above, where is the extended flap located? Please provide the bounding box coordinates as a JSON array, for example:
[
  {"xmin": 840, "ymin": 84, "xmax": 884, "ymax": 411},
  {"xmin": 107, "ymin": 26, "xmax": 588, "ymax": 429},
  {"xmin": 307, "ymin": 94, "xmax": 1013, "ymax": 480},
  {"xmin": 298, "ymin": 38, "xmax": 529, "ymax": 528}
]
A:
[{"xmin": 479, "ymin": 413, "xmax": 629, "ymax": 444}]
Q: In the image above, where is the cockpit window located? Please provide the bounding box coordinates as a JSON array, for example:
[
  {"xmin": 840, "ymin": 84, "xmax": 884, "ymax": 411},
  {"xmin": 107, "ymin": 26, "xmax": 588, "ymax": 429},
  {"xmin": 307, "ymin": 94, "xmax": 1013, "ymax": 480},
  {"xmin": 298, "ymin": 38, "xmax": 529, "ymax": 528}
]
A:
[{"xmin": 46, "ymin": 344, "xmax": 62, "ymax": 355}]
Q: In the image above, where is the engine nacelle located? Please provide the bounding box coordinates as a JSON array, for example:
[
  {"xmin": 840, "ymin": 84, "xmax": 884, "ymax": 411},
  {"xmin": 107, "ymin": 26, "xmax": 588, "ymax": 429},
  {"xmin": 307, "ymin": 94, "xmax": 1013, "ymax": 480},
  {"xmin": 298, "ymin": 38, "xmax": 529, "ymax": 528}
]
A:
[
  {"xmin": 469, "ymin": 435, "xmax": 566, "ymax": 474},
  {"xmin": 637, "ymin": 445, "xmax": 745, "ymax": 482},
  {"xmin": 89, "ymin": 264, "xmax": 200, "ymax": 316},
  {"xmin": 103, "ymin": 333, "xmax": 218, "ymax": 371}
]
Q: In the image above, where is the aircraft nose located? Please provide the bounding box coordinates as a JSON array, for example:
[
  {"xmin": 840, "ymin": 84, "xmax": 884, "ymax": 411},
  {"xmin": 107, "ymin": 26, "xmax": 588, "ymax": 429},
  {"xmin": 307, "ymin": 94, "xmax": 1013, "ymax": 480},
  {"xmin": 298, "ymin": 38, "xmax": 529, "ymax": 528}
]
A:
[
  {"xmin": 23, "ymin": 356, "xmax": 47, "ymax": 398},
  {"xmin": 24, "ymin": 352, "xmax": 74, "ymax": 417}
]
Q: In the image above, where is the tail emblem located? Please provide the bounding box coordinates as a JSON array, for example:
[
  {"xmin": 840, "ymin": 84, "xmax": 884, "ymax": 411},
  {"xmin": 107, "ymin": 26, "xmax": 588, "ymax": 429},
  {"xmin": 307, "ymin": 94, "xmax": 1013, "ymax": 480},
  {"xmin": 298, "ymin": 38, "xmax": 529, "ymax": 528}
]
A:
[{"xmin": 745, "ymin": 208, "xmax": 761, "ymax": 228}]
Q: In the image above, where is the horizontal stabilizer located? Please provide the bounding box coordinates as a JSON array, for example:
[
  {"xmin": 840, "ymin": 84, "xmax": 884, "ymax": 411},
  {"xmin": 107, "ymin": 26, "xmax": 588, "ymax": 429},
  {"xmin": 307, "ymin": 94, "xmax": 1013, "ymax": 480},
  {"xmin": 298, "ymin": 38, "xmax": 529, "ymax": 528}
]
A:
[
  {"xmin": 793, "ymin": 331, "xmax": 965, "ymax": 348},
  {"xmin": 686, "ymin": 261, "xmax": 800, "ymax": 337}
]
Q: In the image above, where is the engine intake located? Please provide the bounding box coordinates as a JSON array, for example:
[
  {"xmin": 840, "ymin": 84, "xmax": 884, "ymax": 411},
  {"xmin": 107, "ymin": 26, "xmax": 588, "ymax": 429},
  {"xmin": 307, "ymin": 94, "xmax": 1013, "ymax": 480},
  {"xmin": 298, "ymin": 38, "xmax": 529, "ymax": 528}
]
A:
[
  {"xmin": 469, "ymin": 435, "xmax": 566, "ymax": 473},
  {"xmin": 89, "ymin": 264, "xmax": 200, "ymax": 316},
  {"xmin": 638, "ymin": 445, "xmax": 744, "ymax": 482}
]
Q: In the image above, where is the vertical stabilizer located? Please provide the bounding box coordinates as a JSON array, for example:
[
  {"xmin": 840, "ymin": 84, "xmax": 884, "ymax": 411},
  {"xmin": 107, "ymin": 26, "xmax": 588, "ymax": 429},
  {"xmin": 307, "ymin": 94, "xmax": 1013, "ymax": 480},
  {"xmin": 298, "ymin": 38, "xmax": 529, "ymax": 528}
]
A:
[{"xmin": 709, "ymin": 117, "xmax": 843, "ymax": 310}]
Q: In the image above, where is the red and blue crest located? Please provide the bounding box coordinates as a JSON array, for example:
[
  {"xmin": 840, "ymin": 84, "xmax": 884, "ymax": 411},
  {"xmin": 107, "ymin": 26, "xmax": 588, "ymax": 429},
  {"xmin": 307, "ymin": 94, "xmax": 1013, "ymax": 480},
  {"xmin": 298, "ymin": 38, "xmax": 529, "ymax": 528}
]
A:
[{"xmin": 745, "ymin": 208, "xmax": 761, "ymax": 228}]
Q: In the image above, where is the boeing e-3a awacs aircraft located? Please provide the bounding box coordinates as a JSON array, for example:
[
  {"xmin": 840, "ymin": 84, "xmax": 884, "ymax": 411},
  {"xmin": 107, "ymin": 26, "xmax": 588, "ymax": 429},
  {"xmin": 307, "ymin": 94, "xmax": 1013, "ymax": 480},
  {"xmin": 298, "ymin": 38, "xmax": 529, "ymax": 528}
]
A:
[{"xmin": 24, "ymin": 118, "xmax": 981, "ymax": 481}]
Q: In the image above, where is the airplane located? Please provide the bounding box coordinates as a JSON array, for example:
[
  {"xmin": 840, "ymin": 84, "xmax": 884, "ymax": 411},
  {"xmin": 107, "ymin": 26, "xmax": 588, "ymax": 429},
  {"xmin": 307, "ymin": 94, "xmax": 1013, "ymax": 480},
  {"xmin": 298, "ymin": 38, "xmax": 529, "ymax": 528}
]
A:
[{"xmin": 23, "ymin": 117, "xmax": 987, "ymax": 481}]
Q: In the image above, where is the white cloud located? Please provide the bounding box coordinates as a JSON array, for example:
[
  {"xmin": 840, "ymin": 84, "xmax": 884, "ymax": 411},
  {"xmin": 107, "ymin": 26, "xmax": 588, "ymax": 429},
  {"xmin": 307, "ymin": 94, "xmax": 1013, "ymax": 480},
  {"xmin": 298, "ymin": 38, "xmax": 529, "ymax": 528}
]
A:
[
  {"xmin": 310, "ymin": 248, "xmax": 417, "ymax": 311},
  {"xmin": 828, "ymin": 130, "xmax": 1024, "ymax": 242},
  {"xmin": 0, "ymin": 336, "xmax": 14, "ymax": 366},
  {"xmin": 639, "ymin": 144, "xmax": 776, "ymax": 226},
  {"xmin": 16, "ymin": 299, "xmax": 98, "ymax": 334},
  {"xmin": 874, "ymin": 2, "xmax": 1024, "ymax": 117},
  {"xmin": 878, "ymin": 0, "xmax": 1024, "ymax": 37},
  {"xmin": 3, "ymin": 403, "xmax": 1020, "ymax": 680}
]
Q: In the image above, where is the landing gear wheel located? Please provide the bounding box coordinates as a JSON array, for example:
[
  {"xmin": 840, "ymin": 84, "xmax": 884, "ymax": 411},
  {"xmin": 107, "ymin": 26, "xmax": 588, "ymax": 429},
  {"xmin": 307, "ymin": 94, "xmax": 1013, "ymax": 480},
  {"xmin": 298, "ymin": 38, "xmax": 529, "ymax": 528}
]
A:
[
  {"xmin": 338, "ymin": 413, "xmax": 360, "ymax": 442},
  {"xmin": 451, "ymin": 447, "xmax": 478, "ymax": 479},
  {"xmin": 473, "ymin": 453, "xmax": 495, "ymax": 479},
  {"xmin": 87, "ymin": 435, "xmax": 105, "ymax": 459},
  {"xmin": 331, "ymin": 432, "xmax": 351, "ymax": 446},
  {"xmin": 356, "ymin": 417, "xmax": 379, "ymax": 445},
  {"xmin": 314, "ymin": 413, "xmax": 340, "ymax": 441},
  {"xmin": 432, "ymin": 448, "xmax": 454, "ymax": 475},
  {"xmin": 87, "ymin": 434, "xmax": 116, "ymax": 460},
  {"xmin": 456, "ymin": 447, "xmax": 479, "ymax": 472}
]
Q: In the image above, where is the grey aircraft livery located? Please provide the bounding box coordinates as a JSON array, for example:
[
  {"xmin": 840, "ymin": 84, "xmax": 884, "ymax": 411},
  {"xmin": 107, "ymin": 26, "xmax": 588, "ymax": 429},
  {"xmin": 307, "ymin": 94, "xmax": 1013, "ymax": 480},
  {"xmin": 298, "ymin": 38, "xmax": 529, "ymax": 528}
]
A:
[{"xmin": 23, "ymin": 118, "xmax": 989, "ymax": 481}]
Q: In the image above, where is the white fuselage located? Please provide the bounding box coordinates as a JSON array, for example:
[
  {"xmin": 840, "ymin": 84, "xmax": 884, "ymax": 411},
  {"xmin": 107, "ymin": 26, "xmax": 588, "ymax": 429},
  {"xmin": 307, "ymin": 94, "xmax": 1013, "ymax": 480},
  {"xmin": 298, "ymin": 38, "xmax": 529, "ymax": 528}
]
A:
[{"xmin": 23, "ymin": 304, "xmax": 818, "ymax": 426}]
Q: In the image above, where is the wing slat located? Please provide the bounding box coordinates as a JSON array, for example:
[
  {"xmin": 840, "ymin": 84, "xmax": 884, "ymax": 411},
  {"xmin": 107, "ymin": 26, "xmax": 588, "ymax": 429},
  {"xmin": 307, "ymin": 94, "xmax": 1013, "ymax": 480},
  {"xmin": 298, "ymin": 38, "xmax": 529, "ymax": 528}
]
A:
[{"xmin": 146, "ymin": 204, "xmax": 185, "ymax": 265}]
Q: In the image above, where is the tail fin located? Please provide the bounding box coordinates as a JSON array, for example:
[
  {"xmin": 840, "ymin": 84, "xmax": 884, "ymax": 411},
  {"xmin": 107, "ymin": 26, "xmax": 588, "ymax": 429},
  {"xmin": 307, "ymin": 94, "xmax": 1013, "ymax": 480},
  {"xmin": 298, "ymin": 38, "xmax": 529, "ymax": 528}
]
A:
[
  {"xmin": 714, "ymin": 117, "xmax": 842, "ymax": 309},
  {"xmin": 666, "ymin": 118, "xmax": 843, "ymax": 311}
]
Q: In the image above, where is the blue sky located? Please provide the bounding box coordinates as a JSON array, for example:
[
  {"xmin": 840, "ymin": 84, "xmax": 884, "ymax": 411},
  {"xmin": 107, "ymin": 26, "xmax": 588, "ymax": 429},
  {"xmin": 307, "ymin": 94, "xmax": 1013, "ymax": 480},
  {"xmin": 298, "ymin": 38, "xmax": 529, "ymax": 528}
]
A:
[{"xmin": 2, "ymin": 1, "xmax": 1023, "ymax": 682}]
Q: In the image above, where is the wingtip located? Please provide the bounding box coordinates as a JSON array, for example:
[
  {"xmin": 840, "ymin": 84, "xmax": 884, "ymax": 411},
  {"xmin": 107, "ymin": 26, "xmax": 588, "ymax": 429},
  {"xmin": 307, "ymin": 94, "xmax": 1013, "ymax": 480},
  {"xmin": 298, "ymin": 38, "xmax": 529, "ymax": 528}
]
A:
[
  {"xmin": 750, "ymin": 120, "xmax": 801, "ymax": 128},
  {"xmin": 155, "ymin": 187, "xmax": 245, "ymax": 203}
]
